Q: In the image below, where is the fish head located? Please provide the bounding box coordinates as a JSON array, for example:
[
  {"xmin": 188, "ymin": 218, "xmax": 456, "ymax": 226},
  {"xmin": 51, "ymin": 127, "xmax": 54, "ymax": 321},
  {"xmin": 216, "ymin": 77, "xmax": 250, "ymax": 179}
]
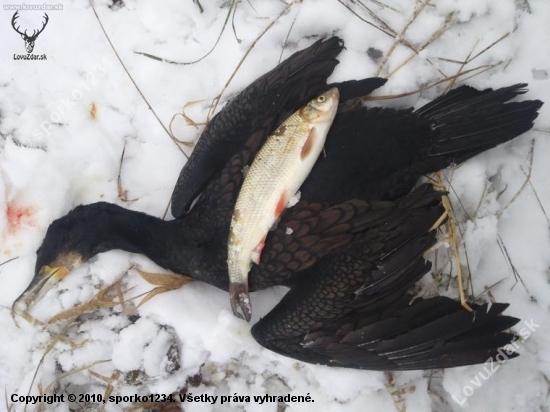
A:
[{"xmin": 300, "ymin": 87, "xmax": 340, "ymax": 124}]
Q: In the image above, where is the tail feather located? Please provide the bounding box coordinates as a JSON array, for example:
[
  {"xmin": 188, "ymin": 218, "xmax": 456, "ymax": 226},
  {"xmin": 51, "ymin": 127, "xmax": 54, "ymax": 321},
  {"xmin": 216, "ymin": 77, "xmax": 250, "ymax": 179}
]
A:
[
  {"xmin": 301, "ymin": 83, "xmax": 542, "ymax": 205},
  {"xmin": 416, "ymin": 84, "xmax": 543, "ymax": 165},
  {"xmin": 415, "ymin": 84, "xmax": 529, "ymax": 118}
]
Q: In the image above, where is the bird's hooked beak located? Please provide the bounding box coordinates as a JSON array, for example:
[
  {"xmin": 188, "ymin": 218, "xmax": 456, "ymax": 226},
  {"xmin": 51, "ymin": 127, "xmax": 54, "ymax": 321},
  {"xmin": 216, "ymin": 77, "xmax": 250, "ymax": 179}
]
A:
[
  {"xmin": 13, "ymin": 266, "xmax": 70, "ymax": 312},
  {"xmin": 13, "ymin": 252, "xmax": 83, "ymax": 313}
]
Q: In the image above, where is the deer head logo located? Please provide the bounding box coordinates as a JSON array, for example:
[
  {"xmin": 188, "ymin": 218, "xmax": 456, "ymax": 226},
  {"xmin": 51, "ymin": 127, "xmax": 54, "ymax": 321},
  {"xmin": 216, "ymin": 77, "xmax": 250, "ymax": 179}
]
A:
[{"xmin": 11, "ymin": 11, "xmax": 49, "ymax": 54}]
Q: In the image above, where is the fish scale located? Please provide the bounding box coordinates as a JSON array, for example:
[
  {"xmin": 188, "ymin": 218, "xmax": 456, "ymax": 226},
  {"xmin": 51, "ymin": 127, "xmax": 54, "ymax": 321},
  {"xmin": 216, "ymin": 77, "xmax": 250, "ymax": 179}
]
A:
[{"xmin": 227, "ymin": 88, "xmax": 340, "ymax": 320}]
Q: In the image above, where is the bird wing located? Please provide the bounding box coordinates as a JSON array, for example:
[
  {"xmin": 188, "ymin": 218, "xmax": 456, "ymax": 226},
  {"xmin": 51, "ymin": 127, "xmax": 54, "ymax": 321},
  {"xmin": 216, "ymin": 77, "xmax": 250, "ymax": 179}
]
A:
[
  {"xmin": 247, "ymin": 198, "xmax": 395, "ymax": 290},
  {"xmin": 249, "ymin": 184, "xmax": 441, "ymax": 289},
  {"xmin": 300, "ymin": 84, "xmax": 543, "ymax": 204},
  {"xmin": 171, "ymin": 37, "xmax": 345, "ymax": 217},
  {"xmin": 252, "ymin": 186, "xmax": 520, "ymax": 370},
  {"xmin": 170, "ymin": 36, "xmax": 387, "ymax": 218},
  {"xmin": 304, "ymin": 296, "xmax": 519, "ymax": 370}
]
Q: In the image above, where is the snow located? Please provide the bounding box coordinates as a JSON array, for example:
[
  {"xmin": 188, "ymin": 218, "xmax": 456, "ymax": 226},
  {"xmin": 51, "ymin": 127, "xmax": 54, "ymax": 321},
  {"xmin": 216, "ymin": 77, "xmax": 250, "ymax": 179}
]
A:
[{"xmin": 1, "ymin": 0, "xmax": 549, "ymax": 411}]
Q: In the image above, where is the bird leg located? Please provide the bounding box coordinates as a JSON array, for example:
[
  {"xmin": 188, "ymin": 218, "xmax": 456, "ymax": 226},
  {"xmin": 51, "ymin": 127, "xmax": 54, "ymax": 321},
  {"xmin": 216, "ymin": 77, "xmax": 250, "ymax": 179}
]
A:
[{"xmin": 137, "ymin": 269, "xmax": 194, "ymax": 307}]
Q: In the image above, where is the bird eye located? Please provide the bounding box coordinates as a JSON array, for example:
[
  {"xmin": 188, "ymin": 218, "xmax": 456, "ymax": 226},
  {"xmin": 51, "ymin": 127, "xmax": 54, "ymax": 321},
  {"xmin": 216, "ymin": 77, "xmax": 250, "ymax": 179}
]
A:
[{"xmin": 317, "ymin": 95, "xmax": 326, "ymax": 103}]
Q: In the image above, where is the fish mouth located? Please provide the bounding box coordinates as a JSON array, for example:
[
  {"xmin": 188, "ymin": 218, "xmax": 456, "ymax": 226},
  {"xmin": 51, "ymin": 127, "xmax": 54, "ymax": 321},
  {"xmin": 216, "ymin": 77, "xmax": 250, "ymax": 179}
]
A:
[
  {"xmin": 326, "ymin": 87, "xmax": 340, "ymax": 101},
  {"xmin": 230, "ymin": 281, "xmax": 252, "ymax": 322},
  {"xmin": 13, "ymin": 265, "xmax": 70, "ymax": 313}
]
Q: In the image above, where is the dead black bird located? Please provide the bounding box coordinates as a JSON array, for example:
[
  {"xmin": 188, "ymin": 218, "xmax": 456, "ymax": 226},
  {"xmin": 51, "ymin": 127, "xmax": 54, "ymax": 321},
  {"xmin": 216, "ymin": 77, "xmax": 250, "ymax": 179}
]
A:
[{"xmin": 14, "ymin": 37, "xmax": 542, "ymax": 370}]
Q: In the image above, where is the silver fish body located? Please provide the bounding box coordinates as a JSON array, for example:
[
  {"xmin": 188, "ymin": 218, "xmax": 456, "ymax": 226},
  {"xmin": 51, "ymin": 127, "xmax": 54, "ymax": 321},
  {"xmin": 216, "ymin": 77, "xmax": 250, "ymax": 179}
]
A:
[{"xmin": 227, "ymin": 88, "xmax": 340, "ymax": 320}]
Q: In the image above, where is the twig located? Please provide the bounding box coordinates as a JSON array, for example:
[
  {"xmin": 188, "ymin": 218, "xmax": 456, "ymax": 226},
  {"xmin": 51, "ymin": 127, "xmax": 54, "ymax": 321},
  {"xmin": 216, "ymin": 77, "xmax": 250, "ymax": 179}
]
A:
[
  {"xmin": 442, "ymin": 170, "xmax": 471, "ymax": 219},
  {"xmin": 4, "ymin": 387, "xmax": 14, "ymax": 411},
  {"xmin": 475, "ymin": 278, "xmax": 507, "ymax": 299},
  {"xmin": 336, "ymin": 0, "xmax": 396, "ymax": 39},
  {"xmin": 207, "ymin": 0, "xmax": 299, "ymax": 120},
  {"xmin": 117, "ymin": 144, "xmax": 139, "ymax": 203},
  {"xmin": 526, "ymin": 177, "xmax": 550, "ymax": 226},
  {"xmin": 0, "ymin": 257, "xmax": 18, "ymax": 268},
  {"xmin": 469, "ymin": 31, "xmax": 512, "ymax": 63},
  {"xmin": 162, "ymin": 197, "xmax": 172, "ymax": 220},
  {"xmin": 168, "ymin": 99, "xmax": 209, "ymax": 147},
  {"xmin": 89, "ymin": 1, "xmax": 189, "ymax": 158},
  {"xmin": 358, "ymin": 0, "xmax": 401, "ymax": 15},
  {"xmin": 386, "ymin": 12, "xmax": 454, "ymax": 79},
  {"xmin": 457, "ymin": 60, "xmax": 504, "ymax": 84},
  {"xmin": 444, "ymin": 30, "xmax": 512, "ymax": 91},
  {"xmin": 472, "ymin": 181, "xmax": 489, "ymax": 220},
  {"xmin": 433, "ymin": 172, "xmax": 473, "ymax": 311},
  {"xmin": 375, "ymin": 0, "xmax": 430, "ymax": 76},
  {"xmin": 356, "ymin": 62, "xmax": 502, "ymax": 105},
  {"xmin": 231, "ymin": 0, "xmax": 242, "ymax": 43},
  {"xmin": 168, "ymin": 113, "xmax": 199, "ymax": 147},
  {"xmin": 338, "ymin": 0, "xmax": 450, "ymax": 79},
  {"xmin": 135, "ymin": 0, "xmax": 238, "ymax": 65},
  {"xmin": 497, "ymin": 236, "xmax": 530, "ymax": 295},
  {"xmin": 278, "ymin": 10, "xmax": 299, "ymax": 64},
  {"xmin": 441, "ymin": 171, "xmax": 476, "ymax": 300},
  {"xmin": 446, "ymin": 40, "xmax": 479, "ymax": 92},
  {"xmin": 354, "ymin": 0, "xmax": 399, "ymax": 33},
  {"xmin": 24, "ymin": 322, "xmax": 76, "ymax": 412},
  {"xmin": 99, "ymin": 370, "xmax": 120, "ymax": 412},
  {"xmin": 45, "ymin": 360, "xmax": 111, "ymax": 393},
  {"xmin": 497, "ymin": 139, "xmax": 535, "ymax": 217},
  {"xmin": 193, "ymin": 0, "xmax": 204, "ymax": 13}
]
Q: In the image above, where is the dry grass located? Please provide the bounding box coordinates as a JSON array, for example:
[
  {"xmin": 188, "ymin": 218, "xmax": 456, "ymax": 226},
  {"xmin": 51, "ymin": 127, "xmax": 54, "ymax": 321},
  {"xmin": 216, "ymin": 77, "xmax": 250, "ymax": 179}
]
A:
[
  {"xmin": 90, "ymin": 1, "xmax": 190, "ymax": 159},
  {"xmin": 117, "ymin": 144, "xmax": 139, "ymax": 203},
  {"xmin": 135, "ymin": 0, "xmax": 239, "ymax": 65},
  {"xmin": 337, "ymin": 0, "xmax": 518, "ymax": 310},
  {"xmin": 205, "ymin": 0, "xmax": 300, "ymax": 121},
  {"xmin": 10, "ymin": 266, "xmax": 191, "ymax": 411},
  {"xmin": 385, "ymin": 371, "xmax": 416, "ymax": 412},
  {"xmin": 11, "ymin": 1, "xmax": 539, "ymax": 408}
]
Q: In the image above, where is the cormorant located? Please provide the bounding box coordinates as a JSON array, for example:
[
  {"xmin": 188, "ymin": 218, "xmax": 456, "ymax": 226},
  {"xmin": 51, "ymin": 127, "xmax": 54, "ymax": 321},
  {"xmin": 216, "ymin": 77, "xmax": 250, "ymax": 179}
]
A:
[{"xmin": 14, "ymin": 37, "xmax": 542, "ymax": 370}]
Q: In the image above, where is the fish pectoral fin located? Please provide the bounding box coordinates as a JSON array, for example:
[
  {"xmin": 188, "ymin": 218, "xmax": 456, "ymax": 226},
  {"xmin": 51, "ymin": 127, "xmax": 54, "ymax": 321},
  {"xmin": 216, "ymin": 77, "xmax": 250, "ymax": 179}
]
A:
[{"xmin": 301, "ymin": 126, "xmax": 317, "ymax": 160}]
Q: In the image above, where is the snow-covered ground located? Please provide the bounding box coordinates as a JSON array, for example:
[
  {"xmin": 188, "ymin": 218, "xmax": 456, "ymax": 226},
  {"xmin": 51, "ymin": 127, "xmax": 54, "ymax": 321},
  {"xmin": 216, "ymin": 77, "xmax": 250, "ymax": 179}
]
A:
[{"xmin": 1, "ymin": 0, "xmax": 549, "ymax": 411}]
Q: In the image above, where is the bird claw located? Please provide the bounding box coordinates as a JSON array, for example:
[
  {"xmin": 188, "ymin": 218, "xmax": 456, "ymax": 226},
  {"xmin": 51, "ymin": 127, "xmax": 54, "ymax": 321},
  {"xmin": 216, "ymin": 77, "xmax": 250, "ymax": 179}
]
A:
[{"xmin": 230, "ymin": 282, "xmax": 252, "ymax": 322}]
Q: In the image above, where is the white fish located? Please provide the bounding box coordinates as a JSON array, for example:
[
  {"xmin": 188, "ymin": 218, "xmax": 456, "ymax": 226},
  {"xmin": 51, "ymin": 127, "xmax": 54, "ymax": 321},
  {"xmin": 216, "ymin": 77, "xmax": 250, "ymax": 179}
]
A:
[{"xmin": 227, "ymin": 88, "xmax": 340, "ymax": 321}]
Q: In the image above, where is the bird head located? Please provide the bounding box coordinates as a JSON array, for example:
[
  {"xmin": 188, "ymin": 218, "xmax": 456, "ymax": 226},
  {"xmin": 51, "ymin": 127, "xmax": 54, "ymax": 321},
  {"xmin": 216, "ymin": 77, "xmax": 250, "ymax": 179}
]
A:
[{"xmin": 14, "ymin": 203, "xmax": 118, "ymax": 311}]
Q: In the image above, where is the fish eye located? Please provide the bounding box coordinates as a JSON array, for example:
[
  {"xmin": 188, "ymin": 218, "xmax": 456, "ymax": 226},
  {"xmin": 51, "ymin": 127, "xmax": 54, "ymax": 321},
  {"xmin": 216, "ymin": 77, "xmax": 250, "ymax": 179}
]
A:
[{"xmin": 317, "ymin": 95, "xmax": 326, "ymax": 103}]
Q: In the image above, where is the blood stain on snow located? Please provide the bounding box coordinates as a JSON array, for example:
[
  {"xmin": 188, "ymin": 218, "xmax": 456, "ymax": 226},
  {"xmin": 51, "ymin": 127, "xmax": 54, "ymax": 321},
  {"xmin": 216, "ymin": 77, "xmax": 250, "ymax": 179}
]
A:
[{"xmin": 6, "ymin": 203, "xmax": 36, "ymax": 234}]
